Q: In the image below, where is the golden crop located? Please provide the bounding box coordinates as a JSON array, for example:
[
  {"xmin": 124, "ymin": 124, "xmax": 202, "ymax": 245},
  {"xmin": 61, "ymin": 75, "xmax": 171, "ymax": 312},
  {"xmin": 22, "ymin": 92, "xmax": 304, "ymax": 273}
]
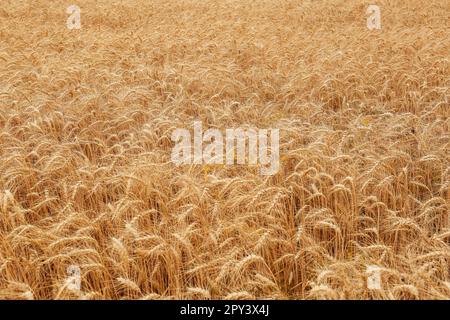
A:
[{"xmin": 0, "ymin": 0, "xmax": 448, "ymax": 299}]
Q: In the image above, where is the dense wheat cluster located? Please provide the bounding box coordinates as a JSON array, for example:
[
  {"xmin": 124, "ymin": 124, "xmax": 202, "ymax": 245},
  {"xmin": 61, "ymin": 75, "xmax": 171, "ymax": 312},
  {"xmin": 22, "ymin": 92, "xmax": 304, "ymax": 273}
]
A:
[{"xmin": 0, "ymin": 0, "xmax": 449, "ymax": 300}]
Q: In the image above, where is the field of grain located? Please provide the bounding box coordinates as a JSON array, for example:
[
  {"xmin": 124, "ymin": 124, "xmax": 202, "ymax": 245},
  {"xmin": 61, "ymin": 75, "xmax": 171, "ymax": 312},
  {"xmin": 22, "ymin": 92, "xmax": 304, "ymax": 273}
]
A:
[{"xmin": 0, "ymin": 0, "xmax": 449, "ymax": 299}]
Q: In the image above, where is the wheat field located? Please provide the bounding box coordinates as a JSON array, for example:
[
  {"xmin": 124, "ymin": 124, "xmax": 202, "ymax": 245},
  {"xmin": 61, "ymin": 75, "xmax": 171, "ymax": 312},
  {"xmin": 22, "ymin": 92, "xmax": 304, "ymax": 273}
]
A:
[{"xmin": 0, "ymin": 0, "xmax": 449, "ymax": 300}]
